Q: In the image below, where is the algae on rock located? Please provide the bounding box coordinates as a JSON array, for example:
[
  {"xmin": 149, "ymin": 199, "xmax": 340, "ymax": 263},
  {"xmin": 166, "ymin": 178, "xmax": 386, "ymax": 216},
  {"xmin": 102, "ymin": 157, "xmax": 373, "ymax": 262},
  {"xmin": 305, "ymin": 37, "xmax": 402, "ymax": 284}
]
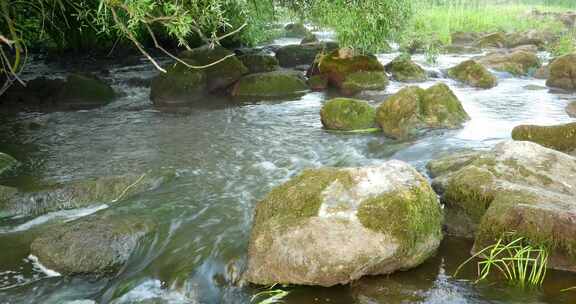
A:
[{"xmin": 320, "ymin": 98, "xmax": 377, "ymax": 131}]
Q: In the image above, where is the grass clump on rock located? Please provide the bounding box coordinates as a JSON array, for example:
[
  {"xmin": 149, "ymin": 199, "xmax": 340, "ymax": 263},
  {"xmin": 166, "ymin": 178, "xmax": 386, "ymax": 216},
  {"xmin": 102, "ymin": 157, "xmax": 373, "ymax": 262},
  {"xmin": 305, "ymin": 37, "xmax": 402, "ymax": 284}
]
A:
[{"xmin": 320, "ymin": 98, "xmax": 377, "ymax": 131}]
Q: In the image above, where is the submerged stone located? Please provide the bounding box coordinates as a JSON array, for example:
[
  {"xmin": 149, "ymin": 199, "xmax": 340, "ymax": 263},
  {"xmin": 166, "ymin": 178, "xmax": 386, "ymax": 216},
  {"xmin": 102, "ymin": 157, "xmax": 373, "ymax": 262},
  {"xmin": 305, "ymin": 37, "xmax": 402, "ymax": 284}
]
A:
[
  {"xmin": 376, "ymin": 83, "xmax": 470, "ymax": 139},
  {"xmin": 231, "ymin": 71, "xmax": 308, "ymax": 99},
  {"xmin": 238, "ymin": 54, "xmax": 279, "ymax": 74},
  {"xmin": 30, "ymin": 214, "xmax": 156, "ymax": 276},
  {"xmin": 428, "ymin": 141, "xmax": 576, "ymax": 272},
  {"xmin": 320, "ymin": 98, "xmax": 377, "ymax": 131},
  {"xmin": 384, "ymin": 55, "xmax": 427, "ymax": 82},
  {"xmin": 546, "ymin": 53, "xmax": 576, "ymax": 90},
  {"xmin": 0, "ymin": 169, "xmax": 176, "ymax": 219},
  {"xmin": 341, "ymin": 71, "xmax": 389, "ymax": 95},
  {"xmin": 245, "ymin": 160, "xmax": 443, "ymax": 287},
  {"xmin": 447, "ymin": 60, "xmax": 497, "ymax": 89},
  {"xmin": 0, "ymin": 152, "xmax": 17, "ymax": 175},
  {"xmin": 58, "ymin": 74, "xmax": 115, "ymax": 108},
  {"xmin": 512, "ymin": 122, "xmax": 576, "ymax": 153}
]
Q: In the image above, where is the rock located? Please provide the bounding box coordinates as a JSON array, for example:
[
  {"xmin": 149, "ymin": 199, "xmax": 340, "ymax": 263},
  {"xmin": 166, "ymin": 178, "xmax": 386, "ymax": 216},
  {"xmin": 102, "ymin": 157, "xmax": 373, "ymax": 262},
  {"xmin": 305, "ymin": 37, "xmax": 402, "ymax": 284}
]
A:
[
  {"xmin": 320, "ymin": 98, "xmax": 377, "ymax": 131},
  {"xmin": 447, "ymin": 60, "xmax": 497, "ymax": 89},
  {"xmin": 505, "ymin": 30, "xmax": 548, "ymax": 49},
  {"xmin": 443, "ymin": 45, "xmax": 482, "ymax": 54},
  {"xmin": 308, "ymin": 75, "xmax": 328, "ymax": 91},
  {"xmin": 341, "ymin": 71, "xmax": 389, "ymax": 95},
  {"xmin": 179, "ymin": 45, "xmax": 248, "ymax": 92},
  {"xmin": 57, "ymin": 74, "xmax": 115, "ymax": 108},
  {"xmin": 30, "ymin": 215, "xmax": 156, "ymax": 275},
  {"xmin": 231, "ymin": 71, "xmax": 308, "ymax": 99},
  {"xmin": 0, "ymin": 169, "xmax": 176, "ymax": 219},
  {"xmin": 245, "ymin": 160, "xmax": 443, "ymax": 286},
  {"xmin": 384, "ymin": 55, "xmax": 427, "ymax": 82},
  {"xmin": 534, "ymin": 64, "xmax": 550, "ymax": 79},
  {"xmin": 275, "ymin": 42, "xmax": 339, "ymax": 67},
  {"xmin": 301, "ymin": 33, "xmax": 319, "ymax": 44},
  {"xmin": 510, "ymin": 44, "xmax": 539, "ymax": 53},
  {"xmin": 0, "ymin": 152, "xmax": 17, "ymax": 175},
  {"xmin": 125, "ymin": 77, "xmax": 152, "ymax": 88},
  {"xmin": 451, "ymin": 32, "xmax": 481, "ymax": 45},
  {"xmin": 512, "ymin": 122, "xmax": 576, "ymax": 153},
  {"xmin": 546, "ymin": 54, "xmax": 576, "ymax": 90},
  {"xmin": 566, "ymin": 101, "xmax": 576, "ymax": 117},
  {"xmin": 316, "ymin": 49, "xmax": 387, "ymax": 95},
  {"xmin": 284, "ymin": 23, "xmax": 310, "ymax": 38},
  {"xmin": 150, "ymin": 62, "xmax": 207, "ymax": 106},
  {"xmin": 376, "ymin": 83, "xmax": 470, "ymax": 139},
  {"xmin": 238, "ymin": 54, "xmax": 279, "ymax": 74},
  {"xmin": 475, "ymin": 32, "xmax": 507, "ymax": 48},
  {"xmin": 477, "ymin": 50, "xmax": 540, "ymax": 76},
  {"xmin": 0, "ymin": 186, "xmax": 17, "ymax": 216},
  {"xmin": 428, "ymin": 140, "xmax": 576, "ymax": 270}
]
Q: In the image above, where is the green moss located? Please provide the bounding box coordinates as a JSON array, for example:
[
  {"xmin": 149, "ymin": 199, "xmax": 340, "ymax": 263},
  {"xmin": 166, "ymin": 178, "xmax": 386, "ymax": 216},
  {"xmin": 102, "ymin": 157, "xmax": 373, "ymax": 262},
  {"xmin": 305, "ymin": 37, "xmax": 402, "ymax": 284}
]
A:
[
  {"xmin": 308, "ymin": 75, "xmax": 328, "ymax": 91},
  {"xmin": 150, "ymin": 62, "xmax": 207, "ymax": 105},
  {"xmin": 426, "ymin": 151, "xmax": 483, "ymax": 178},
  {"xmin": 546, "ymin": 54, "xmax": 576, "ymax": 90},
  {"xmin": 319, "ymin": 49, "xmax": 384, "ymax": 84},
  {"xmin": 384, "ymin": 55, "xmax": 427, "ymax": 82},
  {"xmin": 276, "ymin": 43, "xmax": 339, "ymax": 68},
  {"xmin": 502, "ymin": 159, "xmax": 554, "ymax": 185},
  {"xmin": 512, "ymin": 122, "xmax": 576, "ymax": 152},
  {"xmin": 320, "ymin": 98, "xmax": 377, "ymax": 131},
  {"xmin": 443, "ymin": 166, "xmax": 496, "ymax": 223},
  {"xmin": 0, "ymin": 152, "xmax": 17, "ymax": 175},
  {"xmin": 285, "ymin": 23, "xmax": 310, "ymax": 38},
  {"xmin": 475, "ymin": 32, "xmax": 506, "ymax": 48},
  {"xmin": 447, "ymin": 60, "xmax": 497, "ymax": 89},
  {"xmin": 341, "ymin": 71, "xmax": 389, "ymax": 95},
  {"xmin": 232, "ymin": 71, "xmax": 309, "ymax": 99},
  {"xmin": 239, "ymin": 54, "xmax": 279, "ymax": 74},
  {"xmin": 59, "ymin": 74, "xmax": 115, "ymax": 104},
  {"xmin": 357, "ymin": 181, "xmax": 443, "ymax": 252}
]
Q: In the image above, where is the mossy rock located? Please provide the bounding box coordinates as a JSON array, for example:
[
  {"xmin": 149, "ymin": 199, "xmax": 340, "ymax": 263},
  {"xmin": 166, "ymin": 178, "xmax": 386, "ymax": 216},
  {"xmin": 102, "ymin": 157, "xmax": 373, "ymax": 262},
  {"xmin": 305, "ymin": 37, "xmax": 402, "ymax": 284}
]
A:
[
  {"xmin": 512, "ymin": 122, "xmax": 576, "ymax": 153},
  {"xmin": 474, "ymin": 32, "xmax": 507, "ymax": 48},
  {"xmin": 150, "ymin": 61, "xmax": 207, "ymax": 106},
  {"xmin": 180, "ymin": 45, "xmax": 248, "ymax": 91},
  {"xmin": 341, "ymin": 71, "xmax": 389, "ymax": 95},
  {"xmin": 301, "ymin": 33, "xmax": 319, "ymax": 44},
  {"xmin": 429, "ymin": 141, "xmax": 576, "ymax": 272},
  {"xmin": 0, "ymin": 152, "xmax": 17, "ymax": 175},
  {"xmin": 546, "ymin": 53, "xmax": 576, "ymax": 90},
  {"xmin": 275, "ymin": 42, "xmax": 339, "ymax": 68},
  {"xmin": 239, "ymin": 54, "xmax": 279, "ymax": 74},
  {"xmin": 246, "ymin": 160, "xmax": 443, "ymax": 287},
  {"xmin": 566, "ymin": 101, "xmax": 576, "ymax": 118},
  {"xmin": 447, "ymin": 60, "xmax": 497, "ymax": 89},
  {"xmin": 534, "ymin": 64, "xmax": 550, "ymax": 79},
  {"xmin": 308, "ymin": 75, "xmax": 328, "ymax": 91},
  {"xmin": 384, "ymin": 55, "xmax": 427, "ymax": 82},
  {"xmin": 320, "ymin": 98, "xmax": 377, "ymax": 131},
  {"xmin": 57, "ymin": 74, "xmax": 115, "ymax": 108},
  {"xmin": 0, "ymin": 169, "xmax": 176, "ymax": 219},
  {"xmin": 376, "ymin": 83, "xmax": 470, "ymax": 139},
  {"xmin": 505, "ymin": 30, "xmax": 548, "ymax": 49},
  {"xmin": 478, "ymin": 50, "xmax": 541, "ymax": 76},
  {"xmin": 443, "ymin": 45, "xmax": 482, "ymax": 54},
  {"xmin": 231, "ymin": 71, "xmax": 309, "ymax": 99},
  {"xmin": 30, "ymin": 214, "xmax": 156, "ymax": 276},
  {"xmin": 451, "ymin": 32, "xmax": 481, "ymax": 45},
  {"xmin": 284, "ymin": 23, "xmax": 311, "ymax": 38}
]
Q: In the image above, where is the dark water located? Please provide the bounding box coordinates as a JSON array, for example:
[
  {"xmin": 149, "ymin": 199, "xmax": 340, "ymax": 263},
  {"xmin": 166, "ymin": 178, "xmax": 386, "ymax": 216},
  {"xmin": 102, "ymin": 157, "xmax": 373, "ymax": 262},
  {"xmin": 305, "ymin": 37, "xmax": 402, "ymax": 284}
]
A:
[{"xmin": 0, "ymin": 35, "xmax": 575, "ymax": 303}]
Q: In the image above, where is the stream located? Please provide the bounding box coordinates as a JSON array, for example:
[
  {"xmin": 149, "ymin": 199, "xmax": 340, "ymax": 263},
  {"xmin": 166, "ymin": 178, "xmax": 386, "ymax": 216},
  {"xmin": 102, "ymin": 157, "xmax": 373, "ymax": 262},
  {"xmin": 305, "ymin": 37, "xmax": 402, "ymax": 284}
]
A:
[{"xmin": 0, "ymin": 34, "xmax": 575, "ymax": 303}]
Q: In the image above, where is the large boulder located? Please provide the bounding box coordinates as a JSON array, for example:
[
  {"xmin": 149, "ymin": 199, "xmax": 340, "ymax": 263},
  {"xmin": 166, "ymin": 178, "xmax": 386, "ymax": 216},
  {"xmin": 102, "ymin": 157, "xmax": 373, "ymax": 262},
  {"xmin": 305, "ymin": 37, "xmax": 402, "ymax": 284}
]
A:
[
  {"xmin": 384, "ymin": 55, "xmax": 427, "ymax": 82},
  {"xmin": 566, "ymin": 101, "xmax": 576, "ymax": 117},
  {"xmin": 447, "ymin": 60, "xmax": 497, "ymax": 89},
  {"xmin": 546, "ymin": 54, "xmax": 576, "ymax": 90},
  {"xmin": 451, "ymin": 32, "xmax": 481, "ymax": 45},
  {"xmin": 0, "ymin": 152, "xmax": 17, "ymax": 175},
  {"xmin": 477, "ymin": 50, "xmax": 541, "ymax": 76},
  {"xmin": 245, "ymin": 161, "xmax": 443, "ymax": 287},
  {"xmin": 320, "ymin": 98, "xmax": 377, "ymax": 131},
  {"xmin": 150, "ymin": 62, "xmax": 207, "ymax": 106},
  {"xmin": 231, "ymin": 71, "xmax": 308, "ymax": 99},
  {"xmin": 284, "ymin": 23, "xmax": 311, "ymax": 38},
  {"xmin": 505, "ymin": 30, "xmax": 551, "ymax": 49},
  {"xmin": 376, "ymin": 83, "xmax": 470, "ymax": 139},
  {"xmin": 238, "ymin": 54, "xmax": 279, "ymax": 74},
  {"xmin": 275, "ymin": 42, "xmax": 339, "ymax": 67},
  {"xmin": 316, "ymin": 49, "xmax": 388, "ymax": 95},
  {"xmin": 475, "ymin": 32, "xmax": 507, "ymax": 48},
  {"xmin": 179, "ymin": 45, "xmax": 248, "ymax": 92},
  {"xmin": 428, "ymin": 141, "xmax": 576, "ymax": 272},
  {"xmin": 512, "ymin": 122, "xmax": 576, "ymax": 153},
  {"xmin": 30, "ymin": 214, "xmax": 156, "ymax": 276},
  {"xmin": 57, "ymin": 74, "xmax": 115, "ymax": 108},
  {"xmin": 0, "ymin": 169, "xmax": 176, "ymax": 219}
]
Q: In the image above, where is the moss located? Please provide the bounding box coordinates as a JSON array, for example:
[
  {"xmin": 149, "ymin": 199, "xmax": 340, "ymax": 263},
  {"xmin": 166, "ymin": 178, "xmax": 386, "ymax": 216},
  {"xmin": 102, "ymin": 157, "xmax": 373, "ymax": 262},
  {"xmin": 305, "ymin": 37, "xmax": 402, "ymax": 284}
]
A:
[
  {"xmin": 232, "ymin": 71, "xmax": 309, "ymax": 99},
  {"xmin": 239, "ymin": 54, "xmax": 279, "ymax": 74},
  {"xmin": 341, "ymin": 71, "xmax": 389, "ymax": 95},
  {"xmin": 357, "ymin": 181, "xmax": 443, "ymax": 253},
  {"xmin": 285, "ymin": 23, "xmax": 310, "ymax": 38},
  {"xmin": 475, "ymin": 32, "xmax": 506, "ymax": 48},
  {"xmin": 276, "ymin": 43, "xmax": 339, "ymax": 68},
  {"xmin": 0, "ymin": 152, "xmax": 17, "ymax": 175},
  {"xmin": 308, "ymin": 75, "xmax": 328, "ymax": 91},
  {"xmin": 253, "ymin": 169, "xmax": 355, "ymax": 229},
  {"xmin": 512, "ymin": 122, "xmax": 576, "ymax": 152},
  {"xmin": 502, "ymin": 159, "xmax": 554, "ymax": 186},
  {"xmin": 319, "ymin": 49, "xmax": 384, "ymax": 85},
  {"xmin": 59, "ymin": 74, "xmax": 115, "ymax": 104},
  {"xmin": 480, "ymin": 51, "xmax": 540, "ymax": 76},
  {"xmin": 447, "ymin": 60, "xmax": 497, "ymax": 89},
  {"xmin": 320, "ymin": 98, "xmax": 377, "ymax": 131},
  {"xmin": 384, "ymin": 56, "xmax": 427, "ymax": 82},
  {"xmin": 443, "ymin": 166, "xmax": 496, "ymax": 223},
  {"xmin": 426, "ymin": 151, "xmax": 483, "ymax": 178},
  {"xmin": 546, "ymin": 54, "xmax": 576, "ymax": 90},
  {"xmin": 150, "ymin": 62, "xmax": 207, "ymax": 105}
]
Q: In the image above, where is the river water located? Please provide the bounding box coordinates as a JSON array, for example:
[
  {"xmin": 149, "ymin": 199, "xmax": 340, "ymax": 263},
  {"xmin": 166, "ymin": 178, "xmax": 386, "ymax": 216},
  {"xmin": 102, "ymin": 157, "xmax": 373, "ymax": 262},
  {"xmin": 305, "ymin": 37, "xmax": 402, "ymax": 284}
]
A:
[{"xmin": 0, "ymin": 35, "xmax": 575, "ymax": 303}]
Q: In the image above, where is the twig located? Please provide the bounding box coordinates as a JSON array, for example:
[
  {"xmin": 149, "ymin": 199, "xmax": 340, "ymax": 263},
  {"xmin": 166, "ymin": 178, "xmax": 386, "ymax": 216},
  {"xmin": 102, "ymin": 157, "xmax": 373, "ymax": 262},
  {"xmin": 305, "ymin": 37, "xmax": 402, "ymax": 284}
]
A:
[{"xmin": 112, "ymin": 173, "xmax": 147, "ymax": 203}]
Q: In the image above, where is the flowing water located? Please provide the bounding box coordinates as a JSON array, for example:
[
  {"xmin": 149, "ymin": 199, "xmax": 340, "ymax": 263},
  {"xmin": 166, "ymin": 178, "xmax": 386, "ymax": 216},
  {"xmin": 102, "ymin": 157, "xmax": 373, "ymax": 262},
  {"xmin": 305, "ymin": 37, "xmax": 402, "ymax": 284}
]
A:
[{"xmin": 0, "ymin": 35, "xmax": 575, "ymax": 303}]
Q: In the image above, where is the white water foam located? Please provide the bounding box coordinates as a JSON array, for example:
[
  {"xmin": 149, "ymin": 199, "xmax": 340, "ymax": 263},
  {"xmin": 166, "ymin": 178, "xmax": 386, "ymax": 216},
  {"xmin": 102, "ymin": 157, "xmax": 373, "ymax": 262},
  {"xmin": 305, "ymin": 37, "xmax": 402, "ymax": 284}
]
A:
[{"xmin": 28, "ymin": 255, "xmax": 61, "ymax": 277}]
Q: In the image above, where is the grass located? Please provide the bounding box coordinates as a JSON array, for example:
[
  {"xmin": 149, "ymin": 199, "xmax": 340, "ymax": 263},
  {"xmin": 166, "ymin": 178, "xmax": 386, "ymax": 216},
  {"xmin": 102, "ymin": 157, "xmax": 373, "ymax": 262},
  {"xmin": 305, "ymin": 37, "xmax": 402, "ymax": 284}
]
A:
[
  {"xmin": 251, "ymin": 285, "xmax": 290, "ymax": 304},
  {"xmin": 454, "ymin": 236, "xmax": 549, "ymax": 289}
]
